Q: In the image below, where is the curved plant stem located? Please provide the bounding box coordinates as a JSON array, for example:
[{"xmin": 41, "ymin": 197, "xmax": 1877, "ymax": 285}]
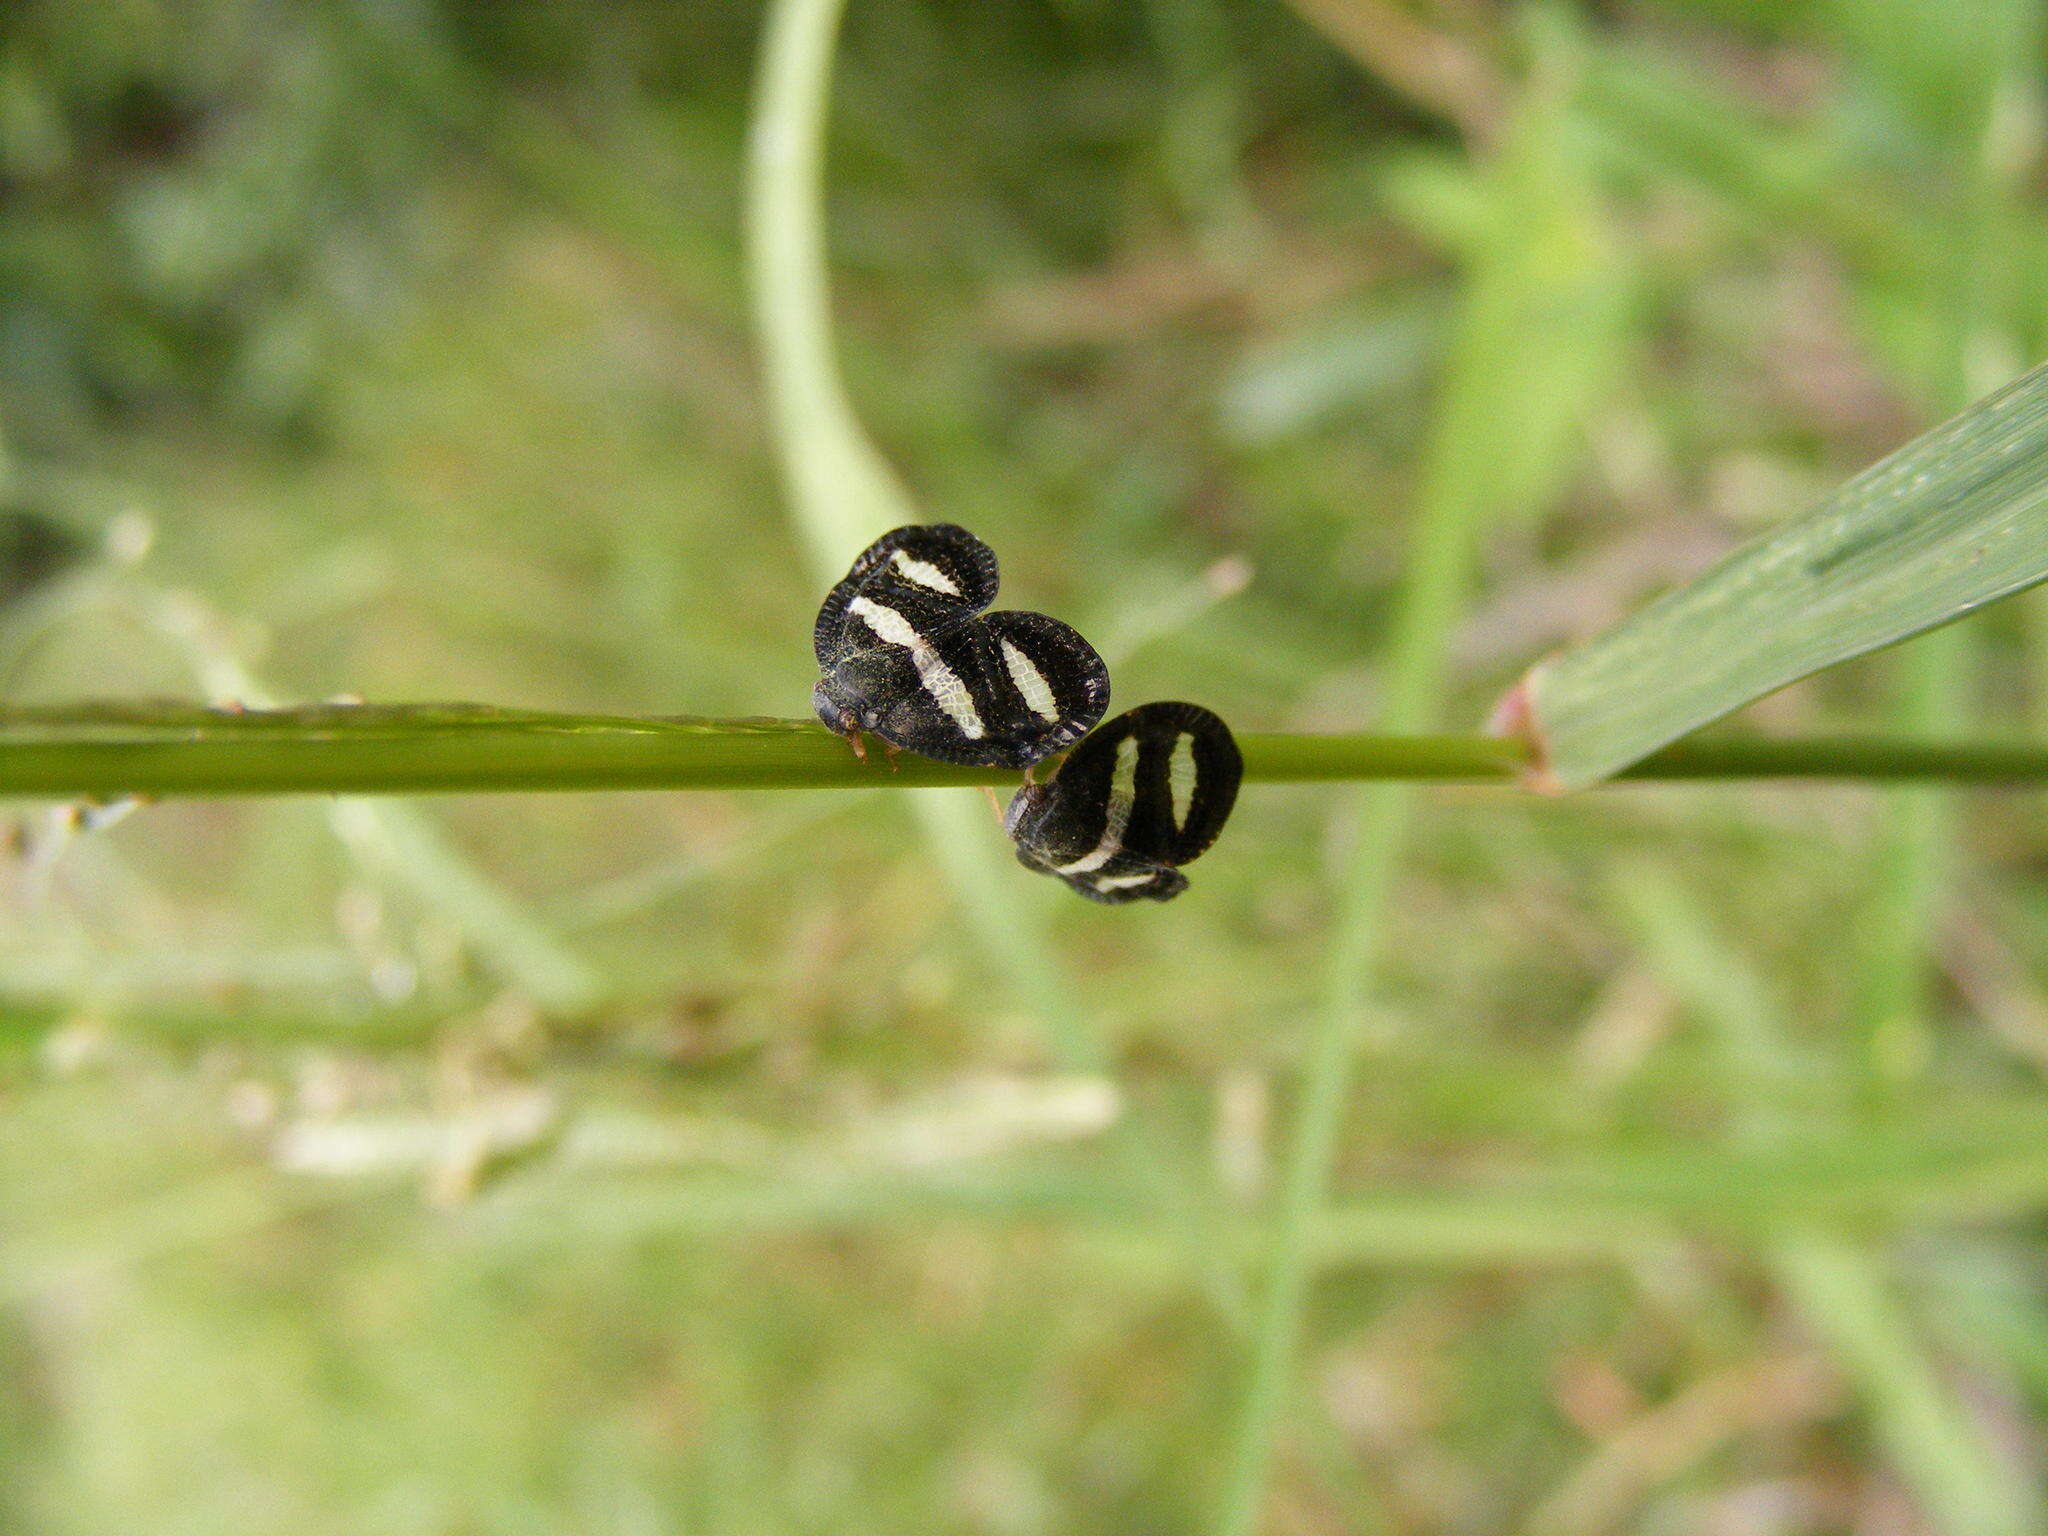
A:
[
  {"xmin": 7, "ymin": 706, "xmax": 2048, "ymax": 799},
  {"xmin": 747, "ymin": 0, "xmax": 1105, "ymax": 1071}
]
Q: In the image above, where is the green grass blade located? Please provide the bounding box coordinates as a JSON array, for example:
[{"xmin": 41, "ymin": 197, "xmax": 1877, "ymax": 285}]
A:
[
  {"xmin": 1846, "ymin": 0, "xmax": 2031, "ymax": 1089},
  {"xmin": 1516, "ymin": 356, "xmax": 2048, "ymax": 789},
  {"xmin": 327, "ymin": 799, "xmax": 604, "ymax": 1017},
  {"xmin": 469, "ymin": 1105, "xmax": 2048, "ymax": 1259},
  {"xmin": 1576, "ymin": 42, "xmax": 1929, "ymax": 289},
  {"xmin": 14, "ymin": 704, "xmax": 2048, "ymax": 797},
  {"xmin": 746, "ymin": 0, "xmax": 916, "ymax": 549},
  {"xmin": 120, "ymin": 592, "xmax": 610, "ymax": 1014},
  {"xmin": 1607, "ymin": 865, "xmax": 2038, "ymax": 1535},
  {"xmin": 745, "ymin": 0, "xmax": 1102, "ymax": 1069},
  {"xmin": 1217, "ymin": 29, "xmax": 1624, "ymax": 1530},
  {"xmin": 1775, "ymin": 1236, "xmax": 2036, "ymax": 1536}
]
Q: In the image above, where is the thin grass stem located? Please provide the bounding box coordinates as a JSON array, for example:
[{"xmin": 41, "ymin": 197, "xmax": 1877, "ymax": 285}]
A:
[{"xmin": 10, "ymin": 707, "xmax": 2048, "ymax": 798}]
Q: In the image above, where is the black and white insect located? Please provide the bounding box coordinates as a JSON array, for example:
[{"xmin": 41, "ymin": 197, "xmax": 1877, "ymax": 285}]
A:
[
  {"xmin": 813, "ymin": 524, "xmax": 1110, "ymax": 769},
  {"xmin": 1004, "ymin": 701, "xmax": 1242, "ymax": 903}
]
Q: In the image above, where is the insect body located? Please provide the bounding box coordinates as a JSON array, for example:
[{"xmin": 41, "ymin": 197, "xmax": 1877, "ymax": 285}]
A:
[
  {"xmin": 1005, "ymin": 701, "xmax": 1241, "ymax": 903},
  {"xmin": 813, "ymin": 524, "xmax": 1109, "ymax": 769}
]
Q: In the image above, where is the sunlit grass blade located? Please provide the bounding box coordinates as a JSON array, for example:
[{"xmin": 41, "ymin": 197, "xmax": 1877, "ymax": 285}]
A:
[
  {"xmin": 1841, "ymin": 0, "xmax": 2032, "ymax": 1095},
  {"xmin": 1218, "ymin": 26, "xmax": 1626, "ymax": 1530},
  {"xmin": 1775, "ymin": 1236, "xmax": 2035, "ymax": 1536},
  {"xmin": 327, "ymin": 799, "xmax": 603, "ymax": 1017},
  {"xmin": 746, "ymin": 0, "xmax": 918, "ymax": 549},
  {"xmin": 1606, "ymin": 863, "xmax": 2039, "ymax": 1535},
  {"xmin": 1576, "ymin": 42, "xmax": 1929, "ymax": 289},
  {"xmin": 462, "ymin": 1105, "xmax": 2048, "ymax": 1256},
  {"xmin": 746, "ymin": 0, "xmax": 1104, "ymax": 1070},
  {"xmin": 0, "ymin": 704, "xmax": 961, "ymax": 795},
  {"xmin": 1515, "ymin": 355, "xmax": 2048, "ymax": 789},
  {"xmin": 0, "ymin": 1171, "xmax": 356, "ymax": 1307},
  {"xmin": 548, "ymin": 795, "xmax": 867, "ymax": 931},
  {"xmin": 15, "ymin": 704, "xmax": 2048, "ymax": 798}
]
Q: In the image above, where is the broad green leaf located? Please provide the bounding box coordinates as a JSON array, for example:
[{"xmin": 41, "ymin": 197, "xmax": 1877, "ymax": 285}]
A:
[{"xmin": 1514, "ymin": 357, "xmax": 2048, "ymax": 789}]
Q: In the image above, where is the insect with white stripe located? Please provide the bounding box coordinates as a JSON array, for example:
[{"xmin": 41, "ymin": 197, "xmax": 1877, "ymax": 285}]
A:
[
  {"xmin": 1004, "ymin": 701, "xmax": 1241, "ymax": 903},
  {"xmin": 813, "ymin": 524, "xmax": 1110, "ymax": 769}
]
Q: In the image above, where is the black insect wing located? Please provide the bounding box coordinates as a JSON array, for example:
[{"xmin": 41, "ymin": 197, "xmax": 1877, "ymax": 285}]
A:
[
  {"xmin": 1006, "ymin": 701, "xmax": 1242, "ymax": 903},
  {"xmin": 812, "ymin": 524, "xmax": 1108, "ymax": 769},
  {"xmin": 814, "ymin": 524, "xmax": 997, "ymax": 667}
]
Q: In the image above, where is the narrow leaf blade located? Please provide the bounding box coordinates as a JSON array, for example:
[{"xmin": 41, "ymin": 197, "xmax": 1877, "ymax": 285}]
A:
[{"xmin": 1519, "ymin": 357, "xmax": 2048, "ymax": 788}]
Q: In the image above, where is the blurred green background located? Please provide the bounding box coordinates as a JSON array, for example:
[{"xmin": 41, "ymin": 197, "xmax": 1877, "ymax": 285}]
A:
[{"xmin": 5, "ymin": 1, "xmax": 2048, "ymax": 1531}]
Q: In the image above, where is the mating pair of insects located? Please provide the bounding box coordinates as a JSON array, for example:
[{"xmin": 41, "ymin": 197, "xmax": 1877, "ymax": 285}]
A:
[{"xmin": 812, "ymin": 523, "xmax": 1241, "ymax": 904}]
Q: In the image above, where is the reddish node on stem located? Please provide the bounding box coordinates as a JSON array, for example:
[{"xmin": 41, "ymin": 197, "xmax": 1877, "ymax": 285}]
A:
[{"xmin": 1487, "ymin": 670, "xmax": 1566, "ymax": 796}]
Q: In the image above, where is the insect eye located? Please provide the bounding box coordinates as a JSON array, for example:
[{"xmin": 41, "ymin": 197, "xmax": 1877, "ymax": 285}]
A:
[{"xmin": 1005, "ymin": 701, "xmax": 1242, "ymax": 904}]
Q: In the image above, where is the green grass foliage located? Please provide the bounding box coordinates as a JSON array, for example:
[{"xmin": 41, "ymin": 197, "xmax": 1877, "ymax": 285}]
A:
[{"xmin": 4, "ymin": 1, "xmax": 2048, "ymax": 1532}]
